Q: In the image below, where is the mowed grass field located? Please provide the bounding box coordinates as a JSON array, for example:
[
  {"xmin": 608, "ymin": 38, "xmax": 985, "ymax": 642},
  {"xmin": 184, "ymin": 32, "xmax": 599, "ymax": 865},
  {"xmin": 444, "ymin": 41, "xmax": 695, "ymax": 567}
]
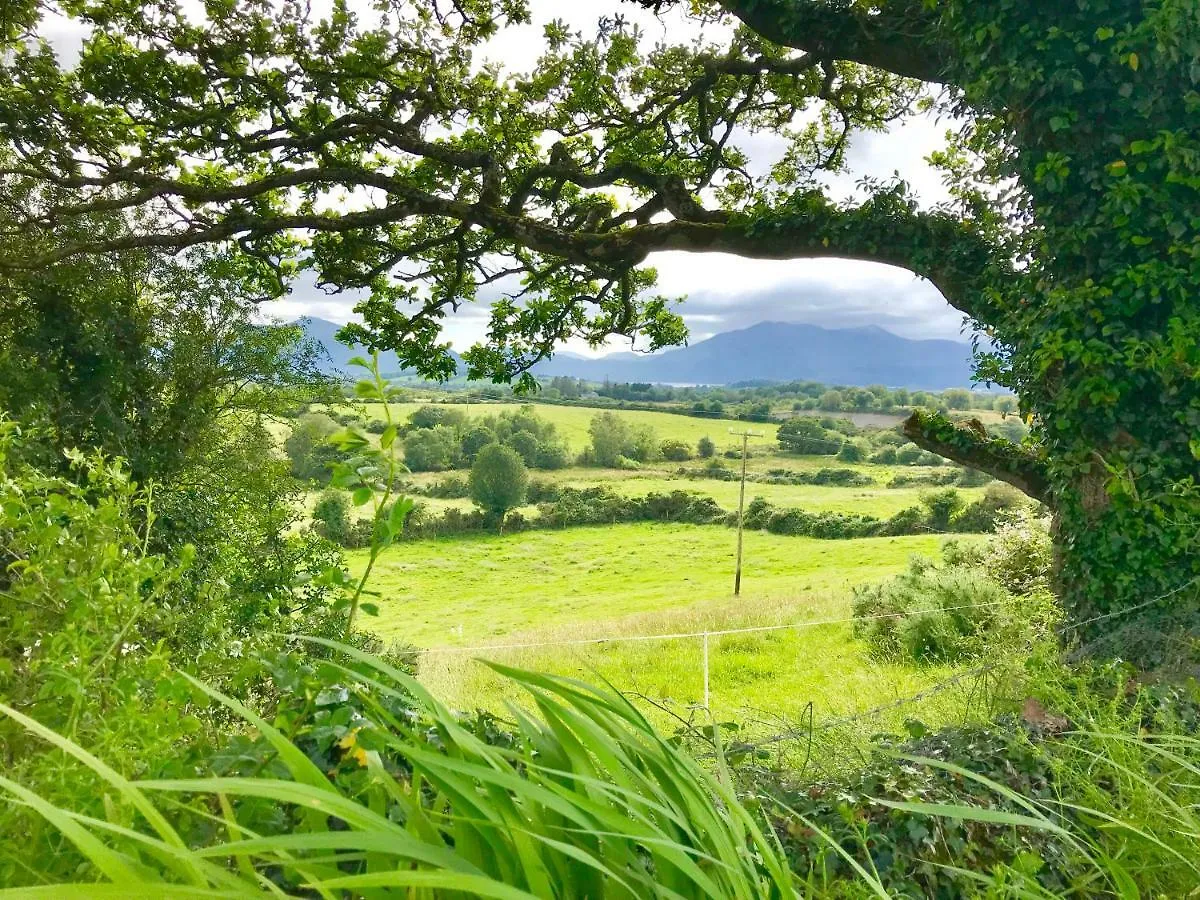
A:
[{"xmin": 352, "ymin": 524, "xmax": 980, "ymax": 735}]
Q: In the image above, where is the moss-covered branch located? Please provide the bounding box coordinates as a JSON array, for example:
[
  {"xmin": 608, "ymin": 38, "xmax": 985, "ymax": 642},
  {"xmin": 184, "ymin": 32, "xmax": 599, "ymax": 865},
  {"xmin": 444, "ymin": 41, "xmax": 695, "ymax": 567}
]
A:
[{"xmin": 903, "ymin": 410, "xmax": 1051, "ymax": 504}]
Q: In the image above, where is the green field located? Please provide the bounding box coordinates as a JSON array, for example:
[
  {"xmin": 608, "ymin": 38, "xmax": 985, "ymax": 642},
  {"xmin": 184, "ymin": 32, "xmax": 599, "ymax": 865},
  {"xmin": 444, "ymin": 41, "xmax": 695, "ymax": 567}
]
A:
[
  {"xmin": 353, "ymin": 524, "xmax": 976, "ymax": 732},
  {"xmin": 546, "ymin": 470, "xmax": 985, "ymax": 517},
  {"xmin": 370, "ymin": 401, "xmax": 779, "ymax": 455}
]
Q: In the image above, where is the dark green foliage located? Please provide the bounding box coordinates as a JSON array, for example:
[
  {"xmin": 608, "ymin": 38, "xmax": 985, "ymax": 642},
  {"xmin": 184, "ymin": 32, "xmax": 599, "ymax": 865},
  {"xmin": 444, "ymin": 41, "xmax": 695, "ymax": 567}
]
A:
[
  {"xmin": 506, "ymin": 429, "xmax": 540, "ymax": 466},
  {"xmin": 660, "ymin": 438, "xmax": 693, "ymax": 461},
  {"xmin": 312, "ymin": 489, "xmax": 353, "ymax": 545},
  {"xmin": 403, "ymin": 425, "xmax": 458, "ymax": 472},
  {"xmin": 423, "ymin": 474, "xmax": 470, "ymax": 499},
  {"xmin": 284, "ymin": 412, "xmax": 342, "ymax": 481},
  {"xmin": 835, "ymin": 439, "xmax": 867, "ymax": 463},
  {"xmin": 954, "ymin": 483, "xmax": 1029, "ymax": 533},
  {"xmin": 408, "ymin": 405, "xmax": 466, "ymax": 431},
  {"xmin": 921, "ymin": 488, "xmax": 967, "ymax": 531},
  {"xmin": 852, "ymin": 565, "xmax": 1012, "ymax": 664},
  {"xmin": 468, "ymin": 443, "xmax": 529, "ymax": 526},
  {"xmin": 460, "ymin": 424, "xmax": 497, "ymax": 461},
  {"xmin": 777, "ymin": 417, "xmax": 840, "ymax": 454},
  {"xmin": 697, "ymin": 435, "xmax": 715, "ymax": 458}
]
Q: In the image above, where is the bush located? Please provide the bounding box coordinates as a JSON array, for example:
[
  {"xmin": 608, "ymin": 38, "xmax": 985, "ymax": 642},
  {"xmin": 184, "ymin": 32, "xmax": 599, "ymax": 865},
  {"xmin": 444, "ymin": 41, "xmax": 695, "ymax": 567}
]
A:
[
  {"xmin": 408, "ymin": 404, "xmax": 466, "ymax": 430},
  {"xmin": 835, "ymin": 439, "xmax": 868, "ymax": 463},
  {"xmin": 895, "ymin": 442, "xmax": 924, "ymax": 465},
  {"xmin": 468, "ymin": 443, "xmax": 529, "ymax": 528},
  {"xmin": 660, "ymin": 438, "xmax": 693, "ymax": 461},
  {"xmin": 460, "ymin": 424, "xmax": 497, "ymax": 461},
  {"xmin": 364, "ymin": 418, "xmax": 388, "ymax": 434},
  {"xmin": 311, "ymin": 488, "xmax": 353, "ymax": 544},
  {"xmin": 505, "ymin": 429, "xmax": 540, "ymax": 467},
  {"xmin": 697, "ymin": 435, "xmax": 715, "ymax": 458},
  {"xmin": 954, "ymin": 482, "xmax": 1027, "ymax": 532},
  {"xmin": 983, "ymin": 506, "xmax": 1053, "ymax": 594},
  {"xmin": 852, "ymin": 564, "xmax": 1012, "ymax": 663},
  {"xmin": 869, "ymin": 446, "xmax": 898, "ymax": 464},
  {"xmin": 534, "ymin": 439, "xmax": 569, "ymax": 469},
  {"xmin": 777, "ymin": 416, "xmax": 839, "ymax": 454},
  {"xmin": 588, "ymin": 411, "xmax": 629, "ymax": 467},
  {"xmin": 283, "ymin": 412, "xmax": 342, "ymax": 481},
  {"xmin": 403, "ymin": 425, "xmax": 458, "ymax": 472},
  {"xmin": 424, "ymin": 474, "xmax": 469, "ymax": 498},
  {"xmin": 921, "ymin": 487, "xmax": 966, "ymax": 531}
]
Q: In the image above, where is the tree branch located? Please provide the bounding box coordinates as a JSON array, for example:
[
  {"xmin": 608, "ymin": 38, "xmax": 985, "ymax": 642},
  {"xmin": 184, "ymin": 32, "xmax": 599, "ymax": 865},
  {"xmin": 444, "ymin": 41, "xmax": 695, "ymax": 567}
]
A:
[
  {"xmin": 630, "ymin": 0, "xmax": 949, "ymax": 83},
  {"xmin": 903, "ymin": 409, "xmax": 1051, "ymax": 504}
]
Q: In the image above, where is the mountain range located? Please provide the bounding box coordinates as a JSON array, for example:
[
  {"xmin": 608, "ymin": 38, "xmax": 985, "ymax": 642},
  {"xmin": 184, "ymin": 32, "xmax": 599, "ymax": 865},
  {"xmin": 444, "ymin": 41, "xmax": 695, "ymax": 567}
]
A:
[{"xmin": 295, "ymin": 317, "xmax": 977, "ymax": 389}]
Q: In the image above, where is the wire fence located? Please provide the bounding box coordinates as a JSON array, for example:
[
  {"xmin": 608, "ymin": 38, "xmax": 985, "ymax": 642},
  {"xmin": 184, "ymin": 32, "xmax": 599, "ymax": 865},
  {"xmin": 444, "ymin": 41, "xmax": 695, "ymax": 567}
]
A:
[{"xmin": 416, "ymin": 574, "xmax": 1200, "ymax": 766}]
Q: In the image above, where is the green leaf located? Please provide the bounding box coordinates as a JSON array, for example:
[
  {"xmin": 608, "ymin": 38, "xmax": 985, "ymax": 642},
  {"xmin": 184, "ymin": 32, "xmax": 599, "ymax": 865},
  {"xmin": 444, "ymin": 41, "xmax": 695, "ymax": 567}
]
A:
[
  {"xmin": 389, "ymin": 497, "xmax": 415, "ymax": 532},
  {"xmin": 1095, "ymin": 26, "xmax": 1115, "ymax": 40},
  {"xmin": 347, "ymin": 356, "xmax": 371, "ymax": 369},
  {"xmin": 352, "ymin": 486, "xmax": 372, "ymax": 506},
  {"xmin": 380, "ymin": 424, "xmax": 397, "ymax": 449},
  {"xmin": 354, "ymin": 380, "xmax": 382, "ymax": 400},
  {"xmin": 359, "ymin": 602, "xmax": 380, "ymax": 616}
]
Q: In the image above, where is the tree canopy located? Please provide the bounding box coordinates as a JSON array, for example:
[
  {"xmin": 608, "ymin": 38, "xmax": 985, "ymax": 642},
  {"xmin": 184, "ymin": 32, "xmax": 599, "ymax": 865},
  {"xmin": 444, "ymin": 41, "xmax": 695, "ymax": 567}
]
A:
[{"xmin": 1, "ymin": 0, "xmax": 1198, "ymax": 638}]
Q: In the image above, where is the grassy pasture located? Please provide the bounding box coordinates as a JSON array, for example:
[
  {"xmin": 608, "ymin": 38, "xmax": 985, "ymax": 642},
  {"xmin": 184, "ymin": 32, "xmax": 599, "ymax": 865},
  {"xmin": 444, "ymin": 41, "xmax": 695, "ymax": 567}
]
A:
[
  {"xmin": 367, "ymin": 400, "xmax": 779, "ymax": 455},
  {"xmin": 354, "ymin": 524, "xmax": 980, "ymax": 736}
]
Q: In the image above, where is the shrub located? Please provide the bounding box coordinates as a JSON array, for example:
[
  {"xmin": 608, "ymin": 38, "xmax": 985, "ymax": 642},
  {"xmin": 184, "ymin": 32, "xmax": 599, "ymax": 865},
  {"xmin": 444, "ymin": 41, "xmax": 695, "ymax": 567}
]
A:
[
  {"xmin": 777, "ymin": 416, "xmax": 839, "ymax": 454},
  {"xmin": 424, "ymin": 474, "xmax": 469, "ymax": 498},
  {"xmin": 364, "ymin": 418, "xmax": 388, "ymax": 434},
  {"xmin": 312, "ymin": 488, "xmax": 353, "ymax": 544},
  {"xmin": 921, "ymin": 487, "xmax": 966, "ymax": 531},
  {"xmin": 534, "ymin": 439, "xmax": 569, "ymax": 469},
  {"xmin": 403, "ymin": 425, "xmax": 458, "ymax": 472},
  {"xmin": 697, "ymin": 435, "xmax": 715, "ymax": 458},
  {"xmin": 505, "ymin": 429, "xmax": 540, "ymax": 466},
  {"xmin": 852, "ymin": 565, "xmax": 1012, "ymax": 663},
  {"xmin": 660, "ymin": 438, "xmax": 693, "ymax": 461},
  {"xmin": 283, "ymin": 412, "xmax": 342, "ymax": 481},
  {"xmin": 983, "ymin": 506, "xmax": 1053, "ymax": 594},
  {"xmin": 835, "ymin": 439, "xmax": 868, "ymax": 463},
  {"xmin": 588, "ymin": 411, "xmax": 629, "ymax": 467},
  {"xmin": 468, "ymin": 443, "xmax": 529, "ymax": 528},
  {"xmin": 460, "ymin": 424, "xmax": 497, "ymax": 461},
  {"xmin": 954, "ymin": 482, "xmax": 1028, "ymax": 532},
  {"xmin": 408, "ymin": 404, "xmax": 466, "ymax": 430},
  {"xmin": 870, "ymin": 446, "xmax": 898, "ymax": 464},
  {"xmin": 895, "ymin": 442, "xmax": 924, "ymax": 465}
]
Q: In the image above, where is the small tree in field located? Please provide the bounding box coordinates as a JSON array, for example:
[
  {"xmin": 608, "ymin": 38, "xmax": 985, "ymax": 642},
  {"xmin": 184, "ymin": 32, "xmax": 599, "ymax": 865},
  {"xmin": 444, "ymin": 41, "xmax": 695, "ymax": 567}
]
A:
[
  {"xmin": 697, "ymin": 436, "xmax": 715, "ymax": 459},
  {"xmin": 469, "ymin": 444, "xmax": 528, "ymax": 532},
  {"xmin": 311, "ymin": 488, "xmax": 352, "ymax": 545}
]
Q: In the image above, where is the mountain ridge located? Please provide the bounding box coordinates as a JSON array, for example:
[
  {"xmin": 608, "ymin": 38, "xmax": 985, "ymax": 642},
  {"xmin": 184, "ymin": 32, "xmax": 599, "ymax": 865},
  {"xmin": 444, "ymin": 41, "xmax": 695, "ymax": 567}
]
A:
[{"xmin": 293, "ymin": 317, "xmax": 978, "ymax": 389}]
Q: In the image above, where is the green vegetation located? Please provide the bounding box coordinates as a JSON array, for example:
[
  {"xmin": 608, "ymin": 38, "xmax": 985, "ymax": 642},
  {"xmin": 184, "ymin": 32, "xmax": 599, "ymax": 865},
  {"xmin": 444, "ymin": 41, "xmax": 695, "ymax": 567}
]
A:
[
  {"xmin": 3, "ymin": 0, "xmax": 1199, "ymax": 894},
  {"xmin": 356, "ymin": 527, "xmax": 954, "ymax": 647},
  {"xmin": 468, "ymin": 443, "xmax": 529, "ymax": 528}
]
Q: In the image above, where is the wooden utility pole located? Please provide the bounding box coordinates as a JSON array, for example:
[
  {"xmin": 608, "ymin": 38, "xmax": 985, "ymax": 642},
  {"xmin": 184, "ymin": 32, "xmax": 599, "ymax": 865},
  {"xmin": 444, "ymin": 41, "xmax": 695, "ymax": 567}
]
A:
[{"xmin": 729, "ymin": 428, "xmax": 763, "ymax": 596}]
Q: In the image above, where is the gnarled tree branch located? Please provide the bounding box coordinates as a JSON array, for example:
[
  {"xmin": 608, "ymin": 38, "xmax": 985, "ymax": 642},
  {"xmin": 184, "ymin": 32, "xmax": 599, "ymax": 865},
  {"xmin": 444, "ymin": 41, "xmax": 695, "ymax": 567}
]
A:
[
  {"xmin": 632, "ymin": 0, "xmax": 950, "ymax": 83},
  {"xmin": 903, "ymin": 409, "xmax": 1051, "ymax": 504}
]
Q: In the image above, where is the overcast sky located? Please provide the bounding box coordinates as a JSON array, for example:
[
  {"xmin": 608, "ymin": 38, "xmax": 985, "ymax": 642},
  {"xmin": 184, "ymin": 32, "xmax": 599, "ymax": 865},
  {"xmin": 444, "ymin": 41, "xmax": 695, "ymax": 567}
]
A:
[{"xmin": 42, "ymin": 0, "xmax": 972, "ymax": 351}]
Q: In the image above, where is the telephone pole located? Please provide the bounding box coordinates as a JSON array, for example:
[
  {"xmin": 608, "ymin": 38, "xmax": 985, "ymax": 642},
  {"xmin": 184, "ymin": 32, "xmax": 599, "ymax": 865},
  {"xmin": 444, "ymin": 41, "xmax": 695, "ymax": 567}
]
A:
[{"xmin": 729, "ymin": 428, "xmax": 763, "ymax": 596}]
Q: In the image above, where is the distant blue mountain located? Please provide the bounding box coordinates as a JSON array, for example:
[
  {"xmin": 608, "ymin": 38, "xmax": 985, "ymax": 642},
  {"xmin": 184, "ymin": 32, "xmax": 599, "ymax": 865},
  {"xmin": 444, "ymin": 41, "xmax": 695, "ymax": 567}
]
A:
[
  {"xmin": 295, "ymin": 317, "xmax": 978, "ymax": 389},
  {"xmin": 293, "ymin": 316, "xmax": 462, "ymax": 376},
  {"xmin": 529, "ymin": 322, "xmax": 979, "ymax": 390}
]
